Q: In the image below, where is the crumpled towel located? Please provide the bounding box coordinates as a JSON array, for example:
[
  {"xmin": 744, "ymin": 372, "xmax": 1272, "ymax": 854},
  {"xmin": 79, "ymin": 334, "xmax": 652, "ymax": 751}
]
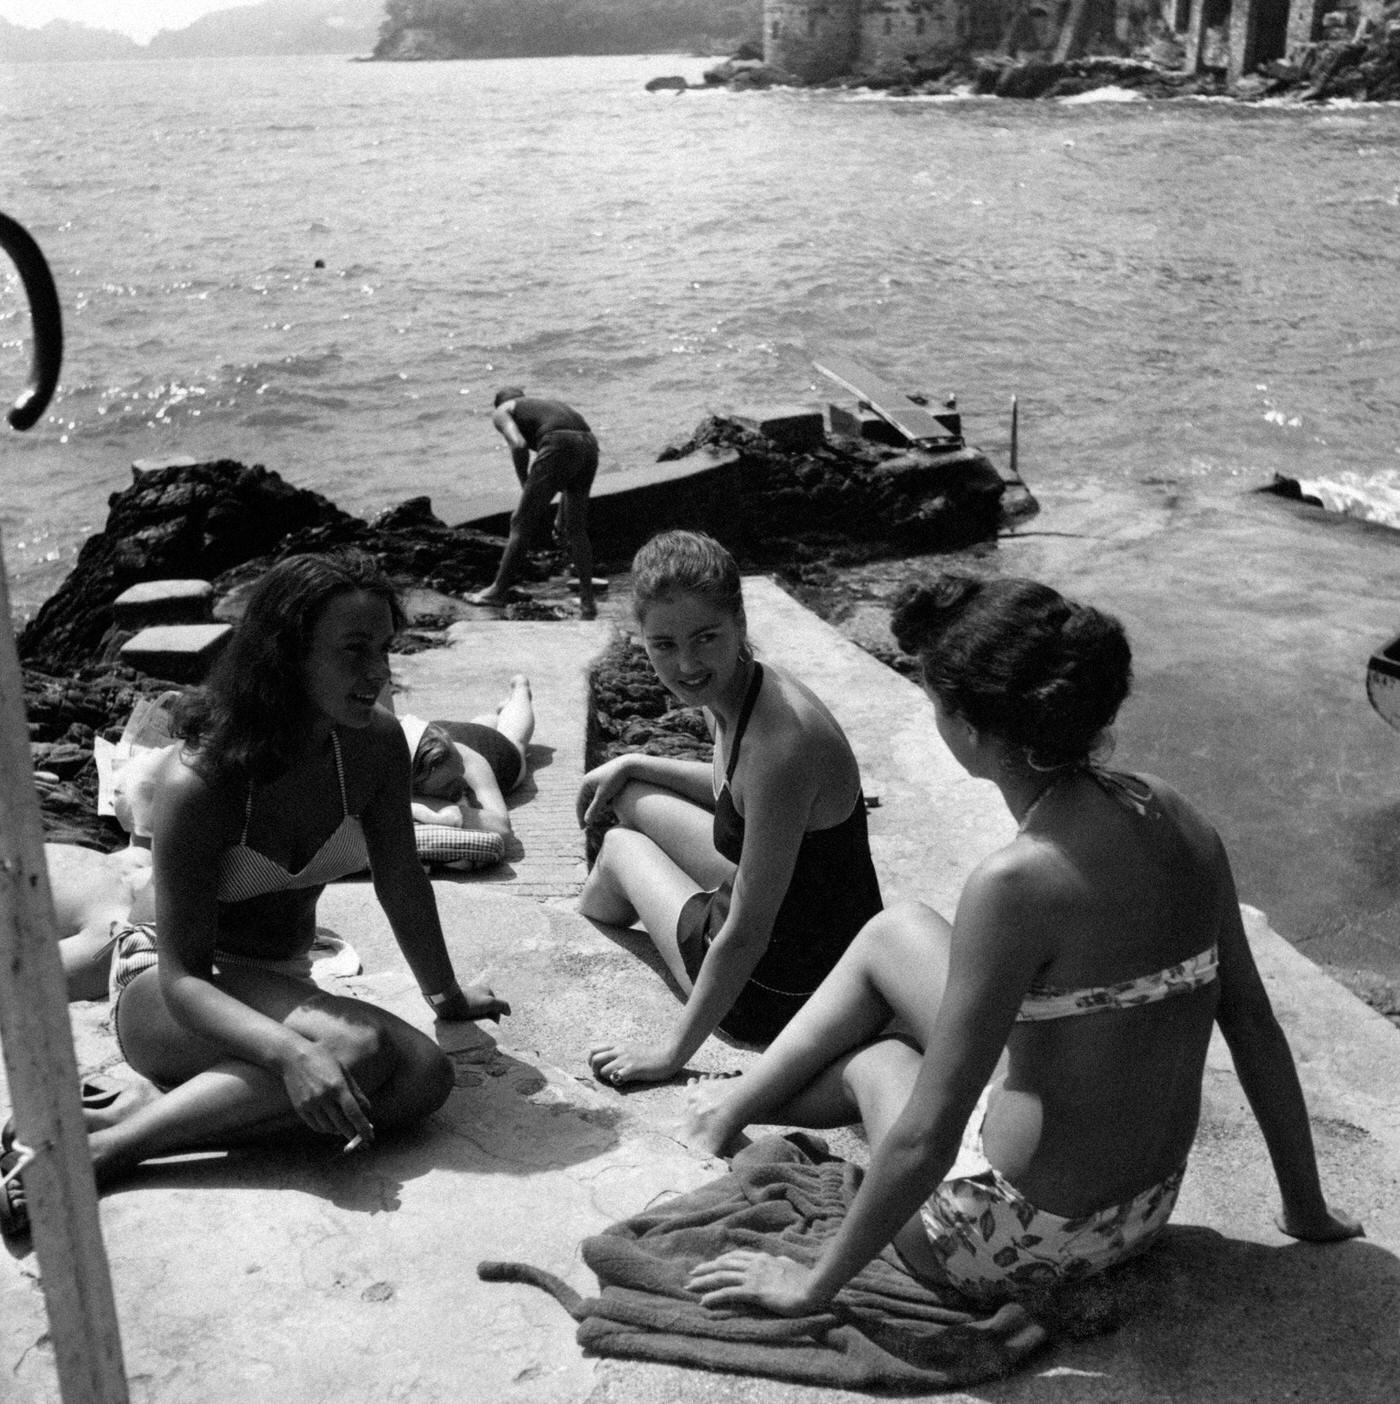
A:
[{"xmin": 479, "ymin": 1134, "xmax": 1052, "ymax": 1392}]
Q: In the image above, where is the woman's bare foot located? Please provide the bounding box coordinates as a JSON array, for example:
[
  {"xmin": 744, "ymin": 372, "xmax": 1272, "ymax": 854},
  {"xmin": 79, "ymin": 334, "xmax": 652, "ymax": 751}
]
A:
[
  {"xmin": 679, "ymin": 1076, "xmax": 748, "ymax": 1158},
  {"xmin": 499, "ymin": 674, "xmax": 532, "ymax": 711}
]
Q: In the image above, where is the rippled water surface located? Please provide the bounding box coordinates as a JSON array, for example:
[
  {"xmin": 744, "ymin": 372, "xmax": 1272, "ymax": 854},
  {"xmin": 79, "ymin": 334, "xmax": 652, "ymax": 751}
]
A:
[
  {"xmin": 4, "ymin": 55, "xmax": 1400, "ymax": 980},
  {"xmin": 4, "ymin": 54, "xmax": 1399, "ymax": 605}
]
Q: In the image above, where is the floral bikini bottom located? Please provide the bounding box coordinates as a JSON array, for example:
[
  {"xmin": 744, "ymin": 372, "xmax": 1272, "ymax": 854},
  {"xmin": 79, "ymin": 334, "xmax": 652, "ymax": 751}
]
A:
[
  {"xmin": 919, "ymin": 1160, "xmax": 1183, "ymax": 1305},
  {"xmin": 917, "ymin": 1084, "xmax": 1184, "ymax": 1305}
]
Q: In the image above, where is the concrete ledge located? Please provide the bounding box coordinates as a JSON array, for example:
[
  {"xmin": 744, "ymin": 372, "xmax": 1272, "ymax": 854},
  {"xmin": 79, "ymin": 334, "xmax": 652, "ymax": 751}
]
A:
[
  {"xmin": 456, "ymin": 446, "xmax": 743, "ymax": 560},
  {"xmin": 118, "ymin": 622, "xmax": 232, "ymax": 683},
  {"xmin": 732, "ymin": 404, "xmax": 825, "ymax": 453},
  {"xmin": 113, "ymin": 579, "xmax": 213, "ymax": 630}
]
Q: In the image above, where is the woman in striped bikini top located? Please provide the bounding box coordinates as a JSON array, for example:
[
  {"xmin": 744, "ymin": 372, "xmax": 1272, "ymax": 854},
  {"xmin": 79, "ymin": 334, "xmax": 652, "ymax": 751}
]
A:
[
  {"xmin": 216, "ymin": 729, "xmax": 369, "ymax": 904},
  {"xmin": 73, "ymin": 551, "xmax": 510, "ymax": 1214}
]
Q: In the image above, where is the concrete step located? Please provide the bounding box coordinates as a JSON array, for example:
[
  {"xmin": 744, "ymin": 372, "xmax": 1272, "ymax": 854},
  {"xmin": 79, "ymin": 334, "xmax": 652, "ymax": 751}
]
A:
[
  {"xmin": 117, "ymin": 621, "xmax": 232, "ymax": 683},
  {"xmin": 112, "ymin": 579, "xmax": 214, "ymax": 629}
]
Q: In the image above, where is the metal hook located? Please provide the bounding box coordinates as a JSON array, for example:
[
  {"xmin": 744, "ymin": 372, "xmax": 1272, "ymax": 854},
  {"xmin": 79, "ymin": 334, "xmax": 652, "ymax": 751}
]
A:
[{"xmin": 0, "ymin": 210, "xmax": 64, "ymax": 432}]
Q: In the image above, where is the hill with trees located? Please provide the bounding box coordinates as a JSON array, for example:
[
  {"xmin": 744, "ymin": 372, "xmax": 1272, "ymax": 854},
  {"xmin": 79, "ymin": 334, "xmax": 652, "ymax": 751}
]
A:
[
  {"xmin": 372, "ymin": 0, "xmax": 760, "ymax": 60},
  {"xmin": 0, "ymin": 1, "xmax": 383, "ymax": 61}
]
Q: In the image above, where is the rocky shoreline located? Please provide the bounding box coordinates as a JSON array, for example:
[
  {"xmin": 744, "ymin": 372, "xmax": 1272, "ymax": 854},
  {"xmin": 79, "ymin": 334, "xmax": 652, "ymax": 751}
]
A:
[
  {"xmin": 20, "ymin": 414, "xmax": 1028, "ymax": 853},
  {"xmin": 679, "ymin": 21, "xmax": 1400, "ymax": 103}
]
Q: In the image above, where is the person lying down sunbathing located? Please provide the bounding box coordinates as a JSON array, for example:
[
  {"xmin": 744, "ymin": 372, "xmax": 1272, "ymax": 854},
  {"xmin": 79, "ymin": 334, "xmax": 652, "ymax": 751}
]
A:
[{"xmin": 401, "ymin": 674, "xmax": 535, "ymax": 839}]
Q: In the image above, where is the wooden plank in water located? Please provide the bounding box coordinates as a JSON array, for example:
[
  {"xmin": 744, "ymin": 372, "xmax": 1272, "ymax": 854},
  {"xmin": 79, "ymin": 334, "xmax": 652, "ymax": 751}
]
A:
[{"xmin": 812, "ymin": 350, "xmax": 960, "ymax": 447}]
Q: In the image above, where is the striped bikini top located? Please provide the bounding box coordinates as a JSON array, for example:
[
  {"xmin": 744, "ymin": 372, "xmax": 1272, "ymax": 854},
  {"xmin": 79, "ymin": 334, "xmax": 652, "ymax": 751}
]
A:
[{"xmin": 216, "ymin": 730, "xmax": 369, "ymax": 903}]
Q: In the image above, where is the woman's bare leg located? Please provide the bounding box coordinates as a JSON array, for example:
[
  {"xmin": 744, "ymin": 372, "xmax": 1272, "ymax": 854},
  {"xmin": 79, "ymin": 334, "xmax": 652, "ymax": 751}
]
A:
[
  {"xmin": 681, "ymin": 900, "xmax": 953, "ymax": 1155},
  {"xmin": 98, "ymin": 968, "xmax": 452, "ymax": 1182},
  {"xmin": 612, "ymin": 781, "xmax": 735, "ymax": 892},
  {"xmin": 469, "ymin": 674, "xmax": 535, "ymax": 792},
  {"xmin": 578, "ymin": 827, "xmax": 702, "ymax": 990}
]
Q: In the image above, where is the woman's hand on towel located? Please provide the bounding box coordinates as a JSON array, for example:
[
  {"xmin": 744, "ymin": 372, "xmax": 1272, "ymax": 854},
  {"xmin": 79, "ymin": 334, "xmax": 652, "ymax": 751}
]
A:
[
  {"xmin": 687, "ymin": 1250, "xmax": 828, "ymax": 1317},
  {"xmin": 588, "ymin": 1037, "xmax": 681, "ymax": 1087}
]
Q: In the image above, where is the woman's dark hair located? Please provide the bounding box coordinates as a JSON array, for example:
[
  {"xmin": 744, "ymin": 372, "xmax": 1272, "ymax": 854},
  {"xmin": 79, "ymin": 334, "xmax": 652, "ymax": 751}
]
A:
[
  {"xmin": 409, "ymin": 724, "xmax": 467, "ymax": 800},
  {"xmin": 631, "ymin": 529, "xmax": 744, "ymax": 626},
  {"xmin": 890, "ymin": 573, "xmax": 1132, "ymax": 770},
  {"xmin": 175, "ymin": 549, "xmax": 404, "ymax": 784}
]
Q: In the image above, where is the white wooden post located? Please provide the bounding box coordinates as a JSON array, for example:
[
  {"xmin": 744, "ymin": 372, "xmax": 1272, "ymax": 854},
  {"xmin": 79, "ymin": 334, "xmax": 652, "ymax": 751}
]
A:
[{"xmin": 1, "ymin": 207, "xmax": 128, "ymax": 1401}]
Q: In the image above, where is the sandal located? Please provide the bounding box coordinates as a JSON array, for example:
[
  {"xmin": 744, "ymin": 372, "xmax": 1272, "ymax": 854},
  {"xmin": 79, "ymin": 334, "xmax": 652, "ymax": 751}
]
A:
[
  {"xmin": 0, "ymin": 1149, "xmax": 28, "ymax": 1239},
  {"xmin": 80, "ymin": 1076, "xmax": 122, "ymax": 1112}
]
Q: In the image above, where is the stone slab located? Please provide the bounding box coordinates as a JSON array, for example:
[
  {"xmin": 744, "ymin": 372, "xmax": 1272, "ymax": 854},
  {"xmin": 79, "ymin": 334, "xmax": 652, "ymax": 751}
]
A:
[
  {"xmin": 130, "ymin": 455, "xmax": 198, "ymax": 474},
  {"xmin": 731, "ymin": 404, "xmax": 826, "ymax": 453},
  {"xmin": 117, "ymin": 622, "xmax": 232, "ymax": 684},
  {"xmin": 113, "ymin": 579, "xmax": 213, "ymax": 629}
]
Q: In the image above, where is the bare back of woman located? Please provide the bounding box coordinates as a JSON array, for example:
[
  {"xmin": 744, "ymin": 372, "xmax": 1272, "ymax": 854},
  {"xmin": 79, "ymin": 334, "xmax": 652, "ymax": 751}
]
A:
[{"xmin": 680, "ymin": 572, "xmax": 1360, "ymax": 1319}]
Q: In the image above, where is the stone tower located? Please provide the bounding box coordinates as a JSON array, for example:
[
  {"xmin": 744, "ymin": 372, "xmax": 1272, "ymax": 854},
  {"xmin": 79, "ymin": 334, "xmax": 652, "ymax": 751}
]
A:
[
  {"xmin": 764, "ymin": 3, "xmax": 1011, "ymax": 82},
  {"xmin": 764, "ymin": 1, "xmax": 862, "ymax": 83}
]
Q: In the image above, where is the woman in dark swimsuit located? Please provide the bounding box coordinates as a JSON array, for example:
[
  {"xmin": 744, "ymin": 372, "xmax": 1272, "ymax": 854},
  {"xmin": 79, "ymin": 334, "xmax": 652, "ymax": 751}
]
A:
[
  {"xmin": 577, "ymin": 530, "xmax": 881, "ymax": 1086},
  {"xmin": 2, "ymin": 551, "xmax": 507, "ymax": 1238}
]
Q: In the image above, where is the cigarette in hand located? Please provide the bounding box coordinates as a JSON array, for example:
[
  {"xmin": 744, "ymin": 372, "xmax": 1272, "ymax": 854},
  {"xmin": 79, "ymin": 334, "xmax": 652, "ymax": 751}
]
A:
[{"xmin": 342, "ymin": 1133, "xmax": 366, "ymax": 1154}]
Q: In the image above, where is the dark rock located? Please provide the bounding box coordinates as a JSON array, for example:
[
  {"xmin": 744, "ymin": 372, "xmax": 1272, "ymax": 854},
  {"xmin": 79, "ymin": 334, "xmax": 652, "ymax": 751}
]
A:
[
  {"xmin": 656, "ymin": 414, "xmax": 1028, "ymax": 569},
  {"xmin": 702, "ymin": 58, "xmax": 792, "ymax": 89},
  {"xmin": 19, "ymin": 460, "xmax": 354, "ymax": 674},
  {"xmin": 645, "ymin": 75, "xmax": 688, "ymax": 92},
  {"xmin": 19, "ymin": 462, "xmax": 508, "ymax": 674},
  {"xmin": 995, "ymin": 59, "xmax": 1060, "ymax": 99},
  {"xmin": 31, "ymin": 741, "xmax": 90, "ymax": 779},
  {"xmin": 371, "ymin": 495, "xmax": 449, "ymax": 532}
]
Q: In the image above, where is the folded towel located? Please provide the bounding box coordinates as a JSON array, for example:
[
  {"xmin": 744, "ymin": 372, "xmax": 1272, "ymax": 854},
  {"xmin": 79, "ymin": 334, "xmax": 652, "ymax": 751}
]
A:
[{"xmin": 480, "ymin": 1134, "xmax": 1052, "ymax": 1391}]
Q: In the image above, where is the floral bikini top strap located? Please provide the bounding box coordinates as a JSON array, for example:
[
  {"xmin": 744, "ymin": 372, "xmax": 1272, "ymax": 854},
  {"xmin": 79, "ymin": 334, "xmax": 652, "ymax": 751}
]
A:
[{"xmin": 1085, "ymin": 765, "xmax": 1155, "ymax": 818}]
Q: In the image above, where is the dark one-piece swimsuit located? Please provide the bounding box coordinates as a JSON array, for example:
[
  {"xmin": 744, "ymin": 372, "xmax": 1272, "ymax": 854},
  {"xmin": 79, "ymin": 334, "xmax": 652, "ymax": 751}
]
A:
[{"xmin": 675, "ymin": 663, "xmax": 883, "ymax": 1044}]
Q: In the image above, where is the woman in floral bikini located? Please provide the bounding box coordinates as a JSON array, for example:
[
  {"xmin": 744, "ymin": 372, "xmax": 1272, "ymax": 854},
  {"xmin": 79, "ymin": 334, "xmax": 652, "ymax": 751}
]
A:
[{"xmin": 683, "ymin": 572, "xmax": 1361, "ymax": 1313}]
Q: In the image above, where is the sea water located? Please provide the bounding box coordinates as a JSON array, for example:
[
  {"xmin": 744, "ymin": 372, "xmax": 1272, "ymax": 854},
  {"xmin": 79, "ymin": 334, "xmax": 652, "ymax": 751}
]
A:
[{"xmin": 3, "ymin": 53, "xmax": 1400, "ymax": 981}]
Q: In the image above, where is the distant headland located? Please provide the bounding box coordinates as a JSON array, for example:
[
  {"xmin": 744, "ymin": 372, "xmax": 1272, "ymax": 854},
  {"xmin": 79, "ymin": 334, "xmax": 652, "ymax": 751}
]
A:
[
  {"xmin": 369, "ymin": 0, "xmax": 759, "ymax": 60},
  {"xmin": 375, "ymin": 1, "xmax": 1400, "ymax": 104}
]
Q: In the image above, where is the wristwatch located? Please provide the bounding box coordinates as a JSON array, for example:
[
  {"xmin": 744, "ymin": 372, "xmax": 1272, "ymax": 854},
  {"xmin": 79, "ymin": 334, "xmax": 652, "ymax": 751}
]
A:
[{"xmin": 422, "ymin": 985, "xmax": 458, "ymax": 1012}]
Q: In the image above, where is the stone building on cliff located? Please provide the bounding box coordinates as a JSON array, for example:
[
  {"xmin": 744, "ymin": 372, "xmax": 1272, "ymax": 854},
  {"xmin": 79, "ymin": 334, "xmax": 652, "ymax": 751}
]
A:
[{"xmin": 763, "ymin": 1, "xmax": 1392, "ymax": 83}]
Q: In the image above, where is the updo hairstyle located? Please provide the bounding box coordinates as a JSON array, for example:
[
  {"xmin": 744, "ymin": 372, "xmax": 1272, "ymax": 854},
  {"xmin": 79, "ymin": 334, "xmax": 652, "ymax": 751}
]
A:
[
  {"xmin": 631, "ymin": 529, "xmax": 744, "ymax": 628},
  {"xmin": 891, "ymin": 573, "xmax": 1132, "ymax": 771}
]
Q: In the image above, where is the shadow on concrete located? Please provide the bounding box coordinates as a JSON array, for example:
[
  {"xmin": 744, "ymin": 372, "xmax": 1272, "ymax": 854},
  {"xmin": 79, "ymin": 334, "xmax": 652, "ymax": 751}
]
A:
[
  {"xmin": 36, "ymin": 1029, "xmax": 631, "ymax": 1252},
  {"xmin": 522, "ymin": 740, "xmax": 555, "ymax": 777},
  {"xmin": 53, "ymin": 1131, "xmax": 432, "ymax": 1242},
  {"xmin": 579, "ymin": 916, "xmax": 776, "ymax": 1073},
  {"xmin": 993, "ymin": 1226, "xmax": 1399, "ymax": 1401},
  {"xmin": 415, "ymin": 1020, "xmax": 625, "ymax": 1173}
]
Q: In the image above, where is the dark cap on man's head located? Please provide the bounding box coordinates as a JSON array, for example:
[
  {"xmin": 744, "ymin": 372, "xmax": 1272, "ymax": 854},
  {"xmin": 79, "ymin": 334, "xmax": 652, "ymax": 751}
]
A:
[{"xmin": 493, "ymin": 386, "xmax": 526, "ymax": 407}]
